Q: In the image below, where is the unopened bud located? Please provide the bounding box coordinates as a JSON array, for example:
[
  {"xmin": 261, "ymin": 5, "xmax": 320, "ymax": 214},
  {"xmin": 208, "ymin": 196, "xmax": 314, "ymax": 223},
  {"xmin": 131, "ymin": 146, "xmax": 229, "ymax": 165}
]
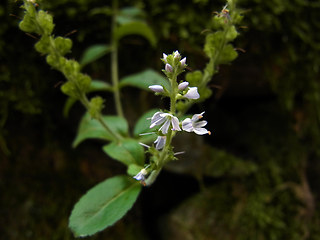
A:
[
  {"xmin": 178, "ymin": 81, "xmax": 189, "ymax": 90},
  {"xmin": 149, "ymin": 85, "xmax": 164, "ymax": 92},
  {"xmin": 165, "ymin": 63, "xmax": 173, "ymax": 72}
]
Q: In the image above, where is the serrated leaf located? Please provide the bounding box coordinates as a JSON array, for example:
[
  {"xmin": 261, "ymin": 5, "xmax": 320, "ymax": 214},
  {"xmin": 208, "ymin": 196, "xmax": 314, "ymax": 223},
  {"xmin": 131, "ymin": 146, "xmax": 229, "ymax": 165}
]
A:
[
  {"xmin": 114, "ymin": 21, "xmax": 157, "ymax": 47},
  {"xmin": 102, "ymin": 139, "xmax": 145, "ymax": 166},
  {"xmin": 80, "ymin": 44, "xmax": 111, "ymax": 66},
  {"xmin": 69, "ymin": 175, "xmax": 141, "ymax": 237},
  {"xmin": 133, "ymin": 108, "xmax": 158, "ymax": 137},
  {"xmin": 119, "ymin": 69, "xmax": 170, "ymax": 90},
  {"xmin": 73, "ymin": 113, "xmax": 128, "ymax": 147}
]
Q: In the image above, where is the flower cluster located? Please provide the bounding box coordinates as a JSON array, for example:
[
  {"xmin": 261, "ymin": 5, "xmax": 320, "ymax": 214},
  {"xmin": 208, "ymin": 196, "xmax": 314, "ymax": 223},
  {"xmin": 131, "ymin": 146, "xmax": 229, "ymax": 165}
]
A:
[
  {"xmin": 149, "ymin": 50, "xmax": 200, "ymax": 100},
  {"xmin": 148, "ymin": 51, "xmax": 210, "ymax": 150},
  {"xmin": 135, "ymin": 51, "xmax": 211, "ymax": 185}
]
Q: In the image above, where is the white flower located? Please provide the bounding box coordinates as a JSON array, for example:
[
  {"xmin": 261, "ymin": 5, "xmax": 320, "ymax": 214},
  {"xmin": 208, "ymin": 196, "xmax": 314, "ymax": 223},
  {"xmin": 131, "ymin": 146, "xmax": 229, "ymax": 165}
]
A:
[
  {"xmin": 180, "ymin": 57, "xmax": 187, "ymax": 67},
  {"xmin": 178, "ymin": 81, "xmax": 189, "ymax": 90},
  {"xmin": 165, "ymin": 63, "xmax": 173, "ymax": 72},
  {"xmin": 182, "ymin": 112, "xmax": 211, "ymax": 135},
  {"xmin": 133, "ymin": 168, "xmax": 148, "ymax": 181},
  {"xmin": 150, "ymin": 111, "xmax": 181, "ymax": 134},
  {"xmin": 154, "ymin": 136, "xmax": 166, "ymax": 150},
  {"xmin": 184, "ymin": 87, "xmax": 200, "ymax": 99},
  {"xmin": 149, "ymin": 85, "xmax": 164, "ymax": 92}
]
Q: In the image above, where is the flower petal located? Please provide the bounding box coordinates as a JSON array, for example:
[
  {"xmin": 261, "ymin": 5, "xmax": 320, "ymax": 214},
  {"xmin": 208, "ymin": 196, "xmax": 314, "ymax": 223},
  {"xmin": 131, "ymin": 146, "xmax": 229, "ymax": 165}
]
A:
[
  {"xmin": 194, "ymin": 120, "xmax": 207, "ymax": 128},
  {"xmin": 150, "ymin": 112, "xmax": 165, "ymax": 128},
  {"xmin": 193, "ymin": 127, "xmax": 209, "ymax": 135},
  {"xmin": 182, "ymin": 118, "xmax": 193, "ymax": 132},
  {"xmin": 171, "ymin": 116, "xmax": 181, "ymax": 131},
  {"xmin": 159, "ymin": 119, "xmax": 171, "ymax": 134},
  {"xmin": 154, "ymin": 136, "xmax": 166, "ymax": 150},
  {"xmin": 191, "ymin": 112, "xmax": 205, "ymax": 121}
]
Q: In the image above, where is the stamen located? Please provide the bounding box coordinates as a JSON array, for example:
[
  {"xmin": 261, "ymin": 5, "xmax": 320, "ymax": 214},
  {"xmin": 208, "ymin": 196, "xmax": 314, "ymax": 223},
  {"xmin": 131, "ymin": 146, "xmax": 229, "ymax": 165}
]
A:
[{"xmin": 139, "ymin": 142, "xmax": 150, "ymax": 148}]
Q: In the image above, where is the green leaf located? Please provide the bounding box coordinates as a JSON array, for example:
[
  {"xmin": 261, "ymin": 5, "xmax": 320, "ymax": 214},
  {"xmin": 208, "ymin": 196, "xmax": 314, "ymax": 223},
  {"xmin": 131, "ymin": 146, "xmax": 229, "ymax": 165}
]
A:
[
  {"xmin": 127, "ymin": 164, "xmax": 143, "ymax": 176},
  {"xmin": 69, "ymin": 175, "xmax": 141, "ymax": 237},
  {"xmin": 102, "ymin": 139, "xmax": 145, "ymax": 166},
  {"xmin": 63, "ymin": 97, "xmax": 77, "ymax": 118},
  {"xmin": 80, "ymin": 44, "xmax": 111, "ymax": 66},
  {"xmin": 119, "ymin": 69, "xmax": 170, "ymax": 90},
  {"xmin": 117, "ymin": 7, "xmax": 146, "ymax": 25},
  {"xmin": 73, "ymin": 113, "xmax": 128, "ymax": 147},
  {"xmin": 133, "ymin": 108, "xmax": 158, "ymax": 137},
  {"xmin": 114, "ymin": 21, "xmax": 157, "ymax": 47},
  {"xmin": 89, "ymin": 80, "xmax": 113, "ymax": 92}
]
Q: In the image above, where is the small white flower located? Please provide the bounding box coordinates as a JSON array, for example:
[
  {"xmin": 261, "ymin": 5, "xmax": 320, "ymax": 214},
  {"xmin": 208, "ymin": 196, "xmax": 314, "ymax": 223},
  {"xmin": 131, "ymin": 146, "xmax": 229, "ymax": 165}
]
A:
[
  {"xmin": 133, "ymin": 168, "xmax": 148, "ymax": 181},
  {"xmin": 149, "ymin": 85, "xmax": 164, "ymax": 92},
  {"xmin": 165, "ymin": 63, "xmax": 173, "ymax": 72},
  {"xmin": 154, "ymin": 136, "xmax": 166, "ymax": 150},
  {"xmin": 180, "ymin": 57, "xmax": 187, "ymax": 67},
  {"xmin": 178, "ymin": 81, "xmax": 189, "ymax": 90},
  {"xmin": 182, "ymin": 112, "xmax": 211, "ymax": 135},
  {"xmin": 184, "ymin": 87, "xmax": 200, "ymax": 99},
  {"xmin": 150, "ymin": 111, "xmax": 181, "ymax": 134}
]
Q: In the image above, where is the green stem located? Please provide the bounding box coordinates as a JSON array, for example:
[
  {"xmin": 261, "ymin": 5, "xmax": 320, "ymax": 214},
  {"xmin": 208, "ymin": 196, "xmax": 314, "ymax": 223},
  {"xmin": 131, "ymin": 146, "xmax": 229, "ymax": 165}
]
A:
[{"xmin": 111, "ymin": 0, "xmax": 124, "ymax": 118}]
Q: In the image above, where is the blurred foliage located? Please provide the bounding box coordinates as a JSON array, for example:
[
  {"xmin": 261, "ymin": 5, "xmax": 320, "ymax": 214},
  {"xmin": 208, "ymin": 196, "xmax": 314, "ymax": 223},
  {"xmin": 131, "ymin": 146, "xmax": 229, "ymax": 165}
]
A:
[{"xmin": 1, "ymin": 0, "xmax": 320, "ymax": 239}]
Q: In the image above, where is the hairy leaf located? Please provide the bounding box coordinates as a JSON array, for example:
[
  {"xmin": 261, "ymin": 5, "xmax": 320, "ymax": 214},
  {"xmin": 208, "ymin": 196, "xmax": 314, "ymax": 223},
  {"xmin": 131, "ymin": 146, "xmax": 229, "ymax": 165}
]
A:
[{"xmin": 69, "ymin": 175, "xmax": 141, "ymax": 237}]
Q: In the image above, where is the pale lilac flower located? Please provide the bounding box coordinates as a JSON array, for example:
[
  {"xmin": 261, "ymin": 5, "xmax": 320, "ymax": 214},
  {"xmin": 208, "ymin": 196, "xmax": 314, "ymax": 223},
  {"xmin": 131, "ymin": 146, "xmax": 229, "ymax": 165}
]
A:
[
  {"xmin": 180, "ymin": 57, "xmax": 187, "ymax": 67},
  {"xmin": 178, "ymin": 81, "xmax": 189, "ymax": 90},
  {"xmin": 182, "ymin": 112, "xmax": 211, "ymax": 135},
  {"xmin": 165, "ymin": 63, "xmax": 173, "ymax": 72},
  {"xmin": 133, "ymin": 168, "xmax": 148, "ymax": 181},
  {"xmin": 150, "ymin": 111, "xmax": 181, "ymax": 134},
  {"xmin": 184, "ymin": 87, "xmax": 200, "ymax": 99},
  {"xmin": 154, "ymin": 136, "xmax": 166, "ymax": 150},
  {"xmin": 149, "ymin": 85, "xmax": 164, "ymax": 92}
]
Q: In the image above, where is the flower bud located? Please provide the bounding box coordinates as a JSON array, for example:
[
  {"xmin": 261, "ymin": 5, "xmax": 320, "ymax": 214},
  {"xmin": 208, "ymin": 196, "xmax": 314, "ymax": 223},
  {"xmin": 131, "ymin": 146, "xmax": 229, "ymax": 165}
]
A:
[
  {"xmin": 162, "ymin": 53, "xmax": 168, "ymax": 62},
  {"xmin": 178, "ymin": 81, "xmax": 189, "ymax": 90},
  {"xmin": 173, "ymin": 50, "xmax": 180, "ymax": 59},
  {"xmin": 149, "ymin": 85, "xmax": 164, "ymax": 92},
  {"xmin": 165, "ymin": 63, "xmax": 173, "ymax": 73},
  {"xmin": 180, "ymin": 57, "xmax": 187, "ymax": 67}
]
